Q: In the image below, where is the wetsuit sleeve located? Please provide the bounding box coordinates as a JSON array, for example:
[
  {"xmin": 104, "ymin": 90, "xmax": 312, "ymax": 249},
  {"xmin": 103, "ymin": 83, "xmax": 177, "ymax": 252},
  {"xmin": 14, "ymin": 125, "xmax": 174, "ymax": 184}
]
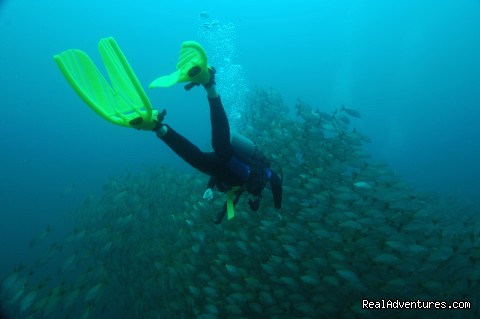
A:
[
  {"xmin": 270, "ymin": 169, "xmax": 282, "ymax": 209},
  {"xmin": 207, "ymin": 176, "xmax": 216, "ymax": 189}
]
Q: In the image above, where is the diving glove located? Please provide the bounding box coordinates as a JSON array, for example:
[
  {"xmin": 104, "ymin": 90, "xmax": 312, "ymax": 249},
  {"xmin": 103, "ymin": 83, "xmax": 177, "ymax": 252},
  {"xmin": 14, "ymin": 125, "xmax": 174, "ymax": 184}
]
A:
[{"xmin": 203, "ymin": 188, "xmax": 214, "ymax": 201}]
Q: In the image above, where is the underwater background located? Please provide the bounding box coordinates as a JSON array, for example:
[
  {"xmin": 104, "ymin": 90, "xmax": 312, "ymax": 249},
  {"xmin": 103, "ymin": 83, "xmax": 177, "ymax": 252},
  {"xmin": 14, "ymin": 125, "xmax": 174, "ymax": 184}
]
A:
[{"xmin": 1, "ymin": 0, "xmax": 480, "ymax": 318}]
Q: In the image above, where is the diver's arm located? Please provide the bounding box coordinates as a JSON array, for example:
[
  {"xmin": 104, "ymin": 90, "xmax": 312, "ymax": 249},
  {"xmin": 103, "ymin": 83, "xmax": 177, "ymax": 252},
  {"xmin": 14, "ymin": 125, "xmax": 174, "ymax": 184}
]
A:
[
  {"xmin": 270, "ymin": 170, "xmax": 282, "ymax": 209},
  {"xmin": 207, "ymin": 176, "xmax": 216, "ymax": 189}
]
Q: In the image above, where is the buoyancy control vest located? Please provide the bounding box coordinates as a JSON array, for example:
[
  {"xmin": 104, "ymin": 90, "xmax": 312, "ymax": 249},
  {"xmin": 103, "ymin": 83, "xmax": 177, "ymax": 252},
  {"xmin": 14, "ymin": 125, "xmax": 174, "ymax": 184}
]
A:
[
  {"xmin": 213, "ymin": 133, "xmax": 282, "ymax": 223},
  {"xmin": 229, "ymin": 132, "xmax": 271, "ymax": 196}
]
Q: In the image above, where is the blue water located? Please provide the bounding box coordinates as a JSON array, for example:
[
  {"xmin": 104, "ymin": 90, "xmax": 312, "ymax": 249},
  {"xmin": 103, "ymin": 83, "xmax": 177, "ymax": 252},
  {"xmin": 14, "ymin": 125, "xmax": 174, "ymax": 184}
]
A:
[{"xmin": 1, "ymin": 0, "xmax": 479, "ymax": 285}]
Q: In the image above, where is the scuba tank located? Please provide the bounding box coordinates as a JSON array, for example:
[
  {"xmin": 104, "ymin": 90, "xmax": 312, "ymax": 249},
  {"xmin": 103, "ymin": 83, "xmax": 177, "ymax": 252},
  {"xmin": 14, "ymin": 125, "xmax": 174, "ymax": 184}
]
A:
[
  {"xmin": 230, "ymin": 132, "xmax": 269, "ymax": 207},
  {"xmin": 226, "ymin": 132, "xmax": 265, "ymax": 184},
  {"xmin": 230, "ymin": 132, "xmax": 283, "ymax": 186},
  {"xmin": 230, "ymin": 132, "xmax": 264, "ymax": 162}
]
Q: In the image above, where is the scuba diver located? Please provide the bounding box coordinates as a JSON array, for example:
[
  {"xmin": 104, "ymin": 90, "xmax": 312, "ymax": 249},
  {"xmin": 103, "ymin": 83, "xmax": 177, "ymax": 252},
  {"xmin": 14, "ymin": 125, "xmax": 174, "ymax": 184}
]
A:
[
  {"xmin": 54, "ymin": 38, "xmax": 282, "ymax": 223},
  {"xmin": 152, "ymin": 67, "xmax": 282, "ymax": 223}
]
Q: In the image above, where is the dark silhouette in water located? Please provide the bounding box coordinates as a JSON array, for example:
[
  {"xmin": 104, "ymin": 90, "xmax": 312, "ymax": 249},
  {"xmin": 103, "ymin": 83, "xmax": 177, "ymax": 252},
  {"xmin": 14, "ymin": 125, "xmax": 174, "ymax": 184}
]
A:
[{"xmin": 0, "ymin": 307, "xmax": 9, "ymax": 319}]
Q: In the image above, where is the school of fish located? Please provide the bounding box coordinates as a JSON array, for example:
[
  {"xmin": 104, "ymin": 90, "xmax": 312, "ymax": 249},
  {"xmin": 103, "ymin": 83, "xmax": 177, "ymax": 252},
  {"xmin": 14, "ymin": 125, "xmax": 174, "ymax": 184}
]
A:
[{"xmin": 1, "ymin": 87, "xmax": 480, "ymax": 319}]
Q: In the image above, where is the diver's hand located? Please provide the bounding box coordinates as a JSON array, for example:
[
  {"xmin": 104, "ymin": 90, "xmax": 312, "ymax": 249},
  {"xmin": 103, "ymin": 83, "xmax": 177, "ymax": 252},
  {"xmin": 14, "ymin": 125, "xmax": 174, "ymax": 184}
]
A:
[{"xmin": 203, "ymin": 188, "xmax": 214, "ymax": 201}]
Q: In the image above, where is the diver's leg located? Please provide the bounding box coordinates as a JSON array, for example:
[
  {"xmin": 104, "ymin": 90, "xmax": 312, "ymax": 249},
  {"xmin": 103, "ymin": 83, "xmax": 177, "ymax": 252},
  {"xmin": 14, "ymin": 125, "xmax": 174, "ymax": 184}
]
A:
[
  {"xmin": 158, "ymin": 124, "xmax": 220, "ymax": 175},
  {"xmin": 206, "ymin": 85, "xmax": 232, "ymax": 163}
]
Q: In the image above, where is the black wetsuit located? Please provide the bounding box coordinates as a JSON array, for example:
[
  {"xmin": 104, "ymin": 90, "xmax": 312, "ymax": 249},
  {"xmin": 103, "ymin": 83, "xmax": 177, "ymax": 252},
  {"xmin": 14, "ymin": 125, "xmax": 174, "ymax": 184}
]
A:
[{"xmin": 158, "ymin": 95, "xmax": 282, "ymax": 209}]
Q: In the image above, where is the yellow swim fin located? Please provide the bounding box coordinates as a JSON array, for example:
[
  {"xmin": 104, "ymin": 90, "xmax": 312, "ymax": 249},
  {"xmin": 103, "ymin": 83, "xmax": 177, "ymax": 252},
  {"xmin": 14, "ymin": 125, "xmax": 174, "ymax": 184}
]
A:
[
  {"xmin": 54, "ymin": 37, "xmax": 158, "ymax": 130},
  {"xmin": 149, "ymin": 41, "xmax": 210, "ymax": 89}
]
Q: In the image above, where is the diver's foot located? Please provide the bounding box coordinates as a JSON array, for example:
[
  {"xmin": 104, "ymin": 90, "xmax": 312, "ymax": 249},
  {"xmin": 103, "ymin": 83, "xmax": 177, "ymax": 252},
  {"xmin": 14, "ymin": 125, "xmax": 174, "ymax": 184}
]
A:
[
  {"xmin": 203, "ymin": 67, "xmax": 216, "ymax": 89},
  {"xmin": 184, "ymin": 66, "xmax": 216, "ymax": 91}
]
